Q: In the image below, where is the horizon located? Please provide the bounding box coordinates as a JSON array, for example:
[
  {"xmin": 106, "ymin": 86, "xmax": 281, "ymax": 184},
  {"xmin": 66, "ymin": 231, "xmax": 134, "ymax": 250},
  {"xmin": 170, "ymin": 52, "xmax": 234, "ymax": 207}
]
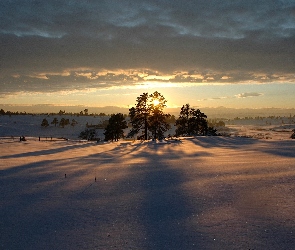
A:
[
  {"xmin": 1, "ymin": 1, "xmax": 295, "ymax": 110},
  {"xmin": 1, "ymin": 104, "xmax": 295, "ymax": 119}
]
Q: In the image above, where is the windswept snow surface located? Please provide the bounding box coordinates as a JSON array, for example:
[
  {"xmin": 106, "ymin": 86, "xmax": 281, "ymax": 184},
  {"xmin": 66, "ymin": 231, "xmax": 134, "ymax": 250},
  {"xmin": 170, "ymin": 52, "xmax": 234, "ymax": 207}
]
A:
[{"xmin": 1, "ymin": 137, "xmax": 294, "ymax": 249}]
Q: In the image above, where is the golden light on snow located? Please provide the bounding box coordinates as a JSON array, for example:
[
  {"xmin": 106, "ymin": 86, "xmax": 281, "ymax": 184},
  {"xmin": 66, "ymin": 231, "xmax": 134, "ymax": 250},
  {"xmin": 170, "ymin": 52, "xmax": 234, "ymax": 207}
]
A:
[{"xmin": 0, "ymin": 114, "xmax": 295, "ymax": 249}]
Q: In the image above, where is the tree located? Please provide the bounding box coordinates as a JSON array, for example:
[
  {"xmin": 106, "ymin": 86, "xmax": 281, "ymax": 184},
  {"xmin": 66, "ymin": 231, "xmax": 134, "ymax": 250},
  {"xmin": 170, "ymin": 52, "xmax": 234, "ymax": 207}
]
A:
[
  {"xmin": 189, "ymin": 108, "xmax": 208, "ymax": 135},
  {"xmin": 166, "ymin": 115, "xmax": 176, "ymax": 124},
  {"xmin": 59, "ymin": 118, "xmax": 70, "ymax": 128},
  {"xmin": 148, "ymin": 91, "xmax": 170, "ymax": 140},
  {"xmin": 148, "ymin": 108, "xmax": 170, "ymax": 140},
  {"xmin": 41, "ymin": 118, "xmax": 49, "ymax": 127},
  {"xmin": 84, "ymin": 109, "xmax": 88, "ymax": 115},
  {"xmin": 79, "ymin": 128, "xmax": 96, "ymax": 140},
  {"xmin": 175, "ymin": 104, "xmax": 208, "ymax": 136},
  {"xmin": 129, "ymin": 91, "xmax": 170, "ymax": 140},
  {"xmin": 104, "ymin": 113, "xmax": 128, "ymax": 141},
  {"xmin": 207, "ymin": 126, "xmax": 218, "ymax": 136},
  {"xmin": 175, "ymin": 104, "xmax": 191, "ymax": 136},
  {"xmin": 51, "ymin": 117, "xmax": 59, "ymax": 127},
  {"xmin": 129, "ymin": 92, "xmax": 150, "ymax": 140},
  {"xmin": 58, "ymin": 110, "xmax": 65, "ymax": 115},
  {"xmin": 71, "ymin": 119, "xmax": 78, "ymax": 127}
]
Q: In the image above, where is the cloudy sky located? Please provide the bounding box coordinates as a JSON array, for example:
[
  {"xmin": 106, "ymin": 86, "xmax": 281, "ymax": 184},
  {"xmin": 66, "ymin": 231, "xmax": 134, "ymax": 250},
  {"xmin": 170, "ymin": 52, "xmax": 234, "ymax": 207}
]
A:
[{"xmin": 1, "ymin": 0, "xmax": 295, "ymax": 111}]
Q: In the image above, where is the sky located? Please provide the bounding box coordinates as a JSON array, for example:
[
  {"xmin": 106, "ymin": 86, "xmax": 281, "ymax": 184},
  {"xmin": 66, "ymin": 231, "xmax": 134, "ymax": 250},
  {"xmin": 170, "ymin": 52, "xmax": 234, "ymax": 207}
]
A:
[{"xmin": 1, "ymin": 0, "xmax": 295, "ymax": 112}]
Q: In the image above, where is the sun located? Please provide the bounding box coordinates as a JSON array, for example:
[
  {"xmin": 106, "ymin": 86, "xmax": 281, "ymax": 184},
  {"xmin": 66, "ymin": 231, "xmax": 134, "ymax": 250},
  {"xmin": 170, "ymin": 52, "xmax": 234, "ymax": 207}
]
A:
[{"xmin": 153, "ymin": 99, "xmax": 160, "ymax": 106}]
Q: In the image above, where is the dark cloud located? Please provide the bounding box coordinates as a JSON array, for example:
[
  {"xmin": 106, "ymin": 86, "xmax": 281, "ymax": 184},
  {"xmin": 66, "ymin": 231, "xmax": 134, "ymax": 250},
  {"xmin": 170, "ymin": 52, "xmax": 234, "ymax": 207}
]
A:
[{"xmin": 1, "ymin": 0, "xmax": 295, "ymax": 95}]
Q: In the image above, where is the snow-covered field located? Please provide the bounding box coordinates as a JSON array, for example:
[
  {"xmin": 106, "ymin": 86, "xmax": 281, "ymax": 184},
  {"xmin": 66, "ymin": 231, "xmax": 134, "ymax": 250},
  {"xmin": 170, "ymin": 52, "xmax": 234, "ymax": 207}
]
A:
[
  {"xmin": 1, "ymin": 115, "xmax": 295, "ymax": 249},
  {"xmin": 0, "ymin": 115, "xmax": 110, "ymax": 140},
  {"xmin": 1, "ymin": 114, "xmax": 295, "ymax": 140}
]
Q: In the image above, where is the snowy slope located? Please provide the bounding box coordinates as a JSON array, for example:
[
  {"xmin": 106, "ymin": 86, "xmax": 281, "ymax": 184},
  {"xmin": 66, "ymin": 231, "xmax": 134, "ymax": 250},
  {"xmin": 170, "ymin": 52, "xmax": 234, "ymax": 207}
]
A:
[{"xmin": 1, "ymin": 137, "xmax": 295, "ymax": 249}]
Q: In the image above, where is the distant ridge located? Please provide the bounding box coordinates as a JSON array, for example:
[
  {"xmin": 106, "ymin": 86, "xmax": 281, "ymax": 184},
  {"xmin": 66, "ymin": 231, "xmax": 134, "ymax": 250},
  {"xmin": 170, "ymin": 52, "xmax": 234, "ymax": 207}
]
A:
[{"xmin": 1, "ymin": 104, "xmax": 295, "ymax": 118}]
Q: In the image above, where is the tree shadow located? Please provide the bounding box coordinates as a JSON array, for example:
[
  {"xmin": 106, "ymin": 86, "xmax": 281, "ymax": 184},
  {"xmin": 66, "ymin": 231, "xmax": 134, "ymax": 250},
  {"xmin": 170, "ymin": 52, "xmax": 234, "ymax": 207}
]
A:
[
  {"xmin": 1, "ymin": 139, "xmax": 295, "ymax": 249},
  {"xmin": 187, "ymin": 136, "xmax": 295, "ymax": 158},
  {"xmin": 135, "ymin": 162, "xmax": 203, "ymax": 249},
  {"xmin": 0, "ymin": 141, "xmax": 96, "ymax": 159},
  {"xmin": 259, "ymin": 140, "xmax": 295, "ymax": 158},
  {"xmin": 115, "ymin": 141, "xmax": 215, "ymax": 249},
  {"xmin": 188, "ymin": 136, "xmax": 258, "ymax": 149}
]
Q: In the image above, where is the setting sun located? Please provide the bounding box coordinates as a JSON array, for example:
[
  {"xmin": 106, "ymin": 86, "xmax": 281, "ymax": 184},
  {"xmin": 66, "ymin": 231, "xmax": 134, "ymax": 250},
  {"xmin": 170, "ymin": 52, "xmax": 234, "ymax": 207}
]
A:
[{"xmin": 153, "ymin": 99, "xmax": 160, "ymax": 106}]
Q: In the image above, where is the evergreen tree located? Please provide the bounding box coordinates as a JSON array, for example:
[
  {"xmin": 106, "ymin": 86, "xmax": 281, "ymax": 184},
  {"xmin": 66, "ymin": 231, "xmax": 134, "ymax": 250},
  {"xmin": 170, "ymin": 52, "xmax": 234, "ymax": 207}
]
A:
[
  {"xmin": 189, "ymin": 108, "xmax": 208, "ymax": 135},
  {"xmin": 58, "ymin": 110, "xmax": 65, "ymax": 115},
  {"xmin": 129, "ymin": 93, "xmax": 150, "ymax": 140},
  {"xmin": 148, "ymin": 109, "xmax": 170, "ymax": 140},
  {"xmin": 148, "ymin": 91, "xmax": 170, "ymax": 140},
  {"xmin": 79, "ymin": 128, "xmax": 96, "ymax": 140},
  {"xmin": 51, "ymin": 117, "xmax": 59, "ymax": 127},
  {"xmin": 175, "ymin": 104, "xmax": 191, "ymax": 136},
  {"xmin": 104, "ymin": 113, "xmax": 128, "ymax": 141},
  {"xmin": 59, "ymin": 118, "xmax": 69, "ymax": 128},
  {"xmin": 175, "ymin": 104, "xmax": 208, "ymax": 136},
  {"xmin": 129, "ymin": 91, "xmax": 170, "ymax": 140},
  {"xmin": 71, "ymin": 119, "xmax": 78, "ymax": 127},
  {"xmin": 41, "ymin": 118, "xmax": 49, "ymax": 127}
]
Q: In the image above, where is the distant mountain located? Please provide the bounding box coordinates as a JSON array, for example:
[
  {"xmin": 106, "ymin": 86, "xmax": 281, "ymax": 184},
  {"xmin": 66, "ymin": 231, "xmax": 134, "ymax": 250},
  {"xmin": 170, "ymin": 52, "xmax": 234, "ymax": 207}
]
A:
[
  {"xmin": 1, "ymin": 104, "xmax": 294, "ymax": 119},
  {"xmin": 167, "ymin": 107, "xmax": 295, "ymax": 119},
  {"xmin": 0, "ymin": 104, "xmax": 129, "ymax": 115}
]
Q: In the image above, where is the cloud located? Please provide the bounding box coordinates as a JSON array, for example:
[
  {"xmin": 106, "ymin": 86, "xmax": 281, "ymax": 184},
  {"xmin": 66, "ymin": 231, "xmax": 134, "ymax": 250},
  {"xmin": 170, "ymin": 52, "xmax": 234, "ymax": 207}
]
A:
[
  {"xmin": 236, "ymin": 92, "xmax": 263, "ymax": 98},
  {"xmin": 1, "ymin": 67, "xmax": 294, "ymax": 98},
  {"xmin": 1, "ymin": 1, "xmax": 295, "ymax": 96},
  {"xmin": 197, "ymin": 93, "xmax": 263, "ymax": 103}
]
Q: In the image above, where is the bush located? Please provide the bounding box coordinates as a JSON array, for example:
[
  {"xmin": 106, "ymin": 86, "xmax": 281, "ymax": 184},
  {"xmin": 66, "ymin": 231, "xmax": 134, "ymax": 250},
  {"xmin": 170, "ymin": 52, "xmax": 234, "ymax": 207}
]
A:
[{"xmin": 79, "ymin": 128, "xmax": 97, "ymax": 141}]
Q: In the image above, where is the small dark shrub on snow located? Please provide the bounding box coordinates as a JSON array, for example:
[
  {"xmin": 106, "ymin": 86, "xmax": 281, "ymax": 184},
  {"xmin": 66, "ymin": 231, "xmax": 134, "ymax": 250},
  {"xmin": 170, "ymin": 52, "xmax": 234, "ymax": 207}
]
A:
[{"xmin": 79, "ymin": 128, "xmax": 97, "ymax": 141}]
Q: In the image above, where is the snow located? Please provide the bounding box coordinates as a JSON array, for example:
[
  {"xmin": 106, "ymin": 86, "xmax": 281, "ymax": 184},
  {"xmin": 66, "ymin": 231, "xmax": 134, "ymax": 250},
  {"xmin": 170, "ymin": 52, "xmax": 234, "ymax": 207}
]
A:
[
  {"xmin": 0, "ymin": 116, "xmax": 295, "ymax": 249},
  {"xmin": 0, "ymin": 115, "xmax": 109, "ymax": 140}
]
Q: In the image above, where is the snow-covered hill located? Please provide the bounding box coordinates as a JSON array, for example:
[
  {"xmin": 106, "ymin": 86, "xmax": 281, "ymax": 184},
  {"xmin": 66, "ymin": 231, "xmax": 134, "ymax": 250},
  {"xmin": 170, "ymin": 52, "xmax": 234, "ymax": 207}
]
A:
[{"xmin": 1, "ymin": 136, "xmax": 294, "ymax": 249}]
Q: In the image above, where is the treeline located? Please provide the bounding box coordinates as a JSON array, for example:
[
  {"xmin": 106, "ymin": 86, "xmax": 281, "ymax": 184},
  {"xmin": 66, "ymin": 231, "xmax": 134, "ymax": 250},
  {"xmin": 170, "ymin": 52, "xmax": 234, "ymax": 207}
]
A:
[
  {"xmin": 41, "ymin": 117, "xmax": 79, "ymax": 128},
  {"xmin": 227, "ymin": 115, "xmax": 295, "ymax": 125},
  {"xmin": 0, "ymin": 108, "xmax": 109, "ymax": 117},
  {"xmin": 232, "ymin": 115, "xmax": 295, "ymax": 120},
  {"xmin": 0, "ymin": 109, "xmax": 29, "ymax": 116},
  {"xmin": 79, "ymin": 92, "xmax": 220, "ymax": 142}
]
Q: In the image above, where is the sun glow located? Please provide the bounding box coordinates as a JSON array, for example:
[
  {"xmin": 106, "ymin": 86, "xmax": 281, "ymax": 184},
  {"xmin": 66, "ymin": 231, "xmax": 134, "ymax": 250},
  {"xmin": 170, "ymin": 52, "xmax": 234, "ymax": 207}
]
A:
[{"xmin": 153, "ymin": 99, "xmax": 160, "ymax": 106}]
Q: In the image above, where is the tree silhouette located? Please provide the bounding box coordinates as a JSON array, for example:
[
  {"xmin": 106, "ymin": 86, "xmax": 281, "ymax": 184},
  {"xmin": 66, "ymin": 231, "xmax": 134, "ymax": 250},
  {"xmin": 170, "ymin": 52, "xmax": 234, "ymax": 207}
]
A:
[
  {"xmin": 41, "ymin": 118, "xmax": 49, "ymax": 127},
  {"xmin": 129, "ymin": 91, "xmax": 170, "ymax": 140},
  {"xmin": 51, "ymin": 117, "xmax": 59, "ymax": 127},
  {"xmin": 71, "ymin": 119, "xmax": 78, "ymax": 127},
  {"xmin": 189, "ymin": 108, "xmax": 208, "ymax": 135},
  {"xmin": 175, "ymin": 104, "xmax": 191, "ymax": 136},
  {"xmin": 104, "ymin": 113, "xmax": 128, "ymax": 141},
  {"xmin": 59, "ymin": 118, "xmax": 69, "ymax": 128},
  {"xmin": 129, "ymin": 93, "xmax": 150, "ymax": 140},
  {"xmin": 175, "ymin": 104, "xmax": 208, "ymax": 136},
  {"xmin": 148, "ymin": 91, "xmax": 170, "ymax": 140},
  {"xmin": 79, "ymin": 129, "xmax": 96, "ymax": 140},
  {"xmin": 58, "ymin": 110, "xmax": 65, "ymax": 115}
]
